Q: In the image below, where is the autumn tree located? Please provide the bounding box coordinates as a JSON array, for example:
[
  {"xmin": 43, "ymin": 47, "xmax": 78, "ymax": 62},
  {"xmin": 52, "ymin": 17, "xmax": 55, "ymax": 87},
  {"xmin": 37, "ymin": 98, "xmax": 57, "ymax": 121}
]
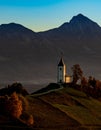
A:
[
  {"xmin": 81, "ymin": 77, "xmax": 88, "ymax": 86},
  {"xmin": 72, "ymin": 64, "xmax": 83, "ymax": 85},
  {"xmin": 81, "ymin": 76, "xmax": 88, "ymax": 91},
  {"xmin": 5, "ymin": 92, "xmax": 23, "ymax": 118},
  {"xmin": 19, "ymin": 94, "xmax": 29, "ymax": 112}
]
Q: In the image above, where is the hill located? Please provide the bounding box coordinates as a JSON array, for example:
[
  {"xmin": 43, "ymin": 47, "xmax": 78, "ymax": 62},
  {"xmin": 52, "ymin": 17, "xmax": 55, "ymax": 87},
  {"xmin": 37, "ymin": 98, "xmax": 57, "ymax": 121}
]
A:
[
  {"xmin": 27, "ymin": 85, "xmax": 101, "ymax": 130},
  {"xmin": 0, "ymin": 83, "xmax": 101, "ymax": 129},
  {"xmin": 33, "ymin": 83, "xmax": 61, "ymax": 94},
  {"xmin": 0, "ymin": 14, "xmax": 101, "ymax": 85}
]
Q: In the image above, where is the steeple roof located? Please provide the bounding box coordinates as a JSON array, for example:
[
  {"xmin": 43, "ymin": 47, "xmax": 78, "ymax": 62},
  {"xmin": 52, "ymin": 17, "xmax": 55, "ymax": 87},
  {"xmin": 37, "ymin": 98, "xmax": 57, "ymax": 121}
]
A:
[{"xmin": 58, "ymin": 58, "xmax": 64, "ymax": 66}]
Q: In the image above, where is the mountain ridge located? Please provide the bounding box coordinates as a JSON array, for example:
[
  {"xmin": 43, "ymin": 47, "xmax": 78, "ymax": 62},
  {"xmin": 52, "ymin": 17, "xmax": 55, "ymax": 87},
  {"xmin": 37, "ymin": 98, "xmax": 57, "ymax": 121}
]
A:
[
  {"xmin": 0, "ymin": 14, "xmax": 101, "ymax": 87},
  {"xmin": 39, "ymin": 13, "xmax": 101, "ymax": 38}
]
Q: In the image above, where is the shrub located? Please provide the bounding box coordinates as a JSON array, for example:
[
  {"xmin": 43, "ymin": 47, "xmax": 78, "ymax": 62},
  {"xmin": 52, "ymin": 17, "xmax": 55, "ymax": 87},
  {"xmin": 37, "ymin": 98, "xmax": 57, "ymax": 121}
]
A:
[{"xmin": 20, "ymin": 112, "xmax": 34, "ymax": 126}]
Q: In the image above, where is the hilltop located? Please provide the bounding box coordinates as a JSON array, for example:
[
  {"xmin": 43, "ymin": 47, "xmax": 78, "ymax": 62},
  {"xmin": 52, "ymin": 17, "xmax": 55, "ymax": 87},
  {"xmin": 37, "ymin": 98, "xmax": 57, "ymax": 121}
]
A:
[{"xmin": 27, "ymin": 84, "xmax": 101, "ymax": 130}]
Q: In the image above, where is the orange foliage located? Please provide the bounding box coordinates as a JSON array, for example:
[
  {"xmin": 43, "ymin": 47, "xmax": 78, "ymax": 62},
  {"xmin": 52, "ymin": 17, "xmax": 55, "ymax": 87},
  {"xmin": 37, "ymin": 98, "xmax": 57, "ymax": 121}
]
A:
[
  {"xmin": 27, "ymin": 115, "xmax": 34, "ymax": 126},
  {"xmin": 5, "ymin": 92, "xmax": 23, "ymax": 118}
]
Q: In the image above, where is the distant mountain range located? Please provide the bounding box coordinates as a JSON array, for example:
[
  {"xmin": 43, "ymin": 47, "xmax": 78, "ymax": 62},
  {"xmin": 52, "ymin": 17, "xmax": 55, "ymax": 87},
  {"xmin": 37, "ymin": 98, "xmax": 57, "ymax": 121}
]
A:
[{"xmin": 0, "ymin": 14, "xmax": 101, "ymax": 87}]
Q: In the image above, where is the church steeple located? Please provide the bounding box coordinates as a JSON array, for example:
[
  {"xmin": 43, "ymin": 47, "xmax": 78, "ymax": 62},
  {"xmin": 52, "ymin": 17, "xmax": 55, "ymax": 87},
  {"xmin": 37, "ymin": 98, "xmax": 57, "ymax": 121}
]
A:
[
  {"xmin": 58, "ymin": 58, "xmax": 64, "ymax": 66},
  {"xmin": 57, "ymin": 57, "xmax": 66, "ymax": 83}
]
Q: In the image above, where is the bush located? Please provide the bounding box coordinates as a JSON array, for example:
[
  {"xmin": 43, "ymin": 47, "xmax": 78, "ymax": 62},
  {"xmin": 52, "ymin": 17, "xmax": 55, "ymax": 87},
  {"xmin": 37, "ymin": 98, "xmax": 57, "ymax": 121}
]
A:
[
  {"xmin": 0, "ymin": 82, "xmax": 29, "ymax": 96},
  {"xmin": 20, "ymin": 112, "xmax": 34, "ymax": 126}
]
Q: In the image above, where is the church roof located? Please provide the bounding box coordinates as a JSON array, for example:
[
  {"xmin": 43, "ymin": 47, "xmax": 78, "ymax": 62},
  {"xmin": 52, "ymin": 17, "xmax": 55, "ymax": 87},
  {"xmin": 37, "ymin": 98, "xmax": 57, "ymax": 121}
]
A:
[{"xmin": 58, "ymin": 58, "xmax": 64, "ymax": 66}]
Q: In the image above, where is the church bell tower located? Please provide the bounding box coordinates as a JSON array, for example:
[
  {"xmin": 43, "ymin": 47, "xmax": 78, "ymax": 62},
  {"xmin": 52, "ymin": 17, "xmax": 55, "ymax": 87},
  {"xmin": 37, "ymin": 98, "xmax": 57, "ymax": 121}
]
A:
[{"xmin": 57, "ymin": 58, "xmax": 66, "ymax": 83}]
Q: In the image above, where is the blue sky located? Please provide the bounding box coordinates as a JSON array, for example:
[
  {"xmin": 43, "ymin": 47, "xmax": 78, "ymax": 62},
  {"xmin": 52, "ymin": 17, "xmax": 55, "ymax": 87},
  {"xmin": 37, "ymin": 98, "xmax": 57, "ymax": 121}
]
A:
[{"xmin": 0, "ymin": 0, "xmax": 101, "ymax": 32}]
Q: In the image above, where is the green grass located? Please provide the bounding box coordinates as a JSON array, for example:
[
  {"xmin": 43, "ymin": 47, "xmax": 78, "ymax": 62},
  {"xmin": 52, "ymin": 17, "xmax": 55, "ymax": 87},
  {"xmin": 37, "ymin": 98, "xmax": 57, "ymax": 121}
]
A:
[
  {"xmin": 28, "ymin": 87, "xmax": 101, "ymax": 128},
  {"xmin": 71, "ymin": 96, "xmax": 101, "ymax": 119},
  {"xmin": 31, "ymin": 87, "xmax": 63, "ymax": 97},
  {"xmin": 59, "ymin": 87, "xmax": 87, "ymax": 98},
  {"xmin": 50, "ymin": 87, "xmax": 101, "ymax": 125},
  {"xmin": 54, "ymin": 104, "xmax": 101, "ymax": 125}
]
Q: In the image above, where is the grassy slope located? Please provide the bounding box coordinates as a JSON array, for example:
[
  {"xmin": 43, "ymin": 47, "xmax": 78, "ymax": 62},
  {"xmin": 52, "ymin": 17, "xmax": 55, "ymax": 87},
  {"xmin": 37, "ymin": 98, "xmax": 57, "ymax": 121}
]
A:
[
  {"xmin": 27, "ymin": 96, "xmax": 80, "ymax": 129},
  {"xmin": 28, "ymin": 87, "xmax": 101, "ymax": 129}
]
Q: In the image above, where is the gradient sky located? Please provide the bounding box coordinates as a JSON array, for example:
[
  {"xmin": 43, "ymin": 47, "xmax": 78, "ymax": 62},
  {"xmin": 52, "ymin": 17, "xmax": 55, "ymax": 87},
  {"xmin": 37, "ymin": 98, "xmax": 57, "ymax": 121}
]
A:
[{"xmin": 0, "ymin": 0, "xmax": 101, "ymax": 32}]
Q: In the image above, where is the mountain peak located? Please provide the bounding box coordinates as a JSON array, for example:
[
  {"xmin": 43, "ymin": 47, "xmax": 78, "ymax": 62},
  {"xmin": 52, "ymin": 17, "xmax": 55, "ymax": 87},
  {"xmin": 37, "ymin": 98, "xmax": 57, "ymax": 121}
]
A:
[
  {"xmin": 0, "ymin": 22, "xmax": 29, "ymax": 30},
  {"xmin": 58, "ymin": 13, "xmax": 101, "ymax": 34},
  {"xmin": 76, "ymin": 13, "xmax": 85, "ymax": 17},
  {"xmin": 70, "ymin": 14, "xmax": 91, "ymax": 24},
  {"xmin": 0, "ymin": 22, "xmax": 35, "ymax": 34},
  {"xmin": 1, "ymin": 22, "xmax": 23, "ymax": 28}
]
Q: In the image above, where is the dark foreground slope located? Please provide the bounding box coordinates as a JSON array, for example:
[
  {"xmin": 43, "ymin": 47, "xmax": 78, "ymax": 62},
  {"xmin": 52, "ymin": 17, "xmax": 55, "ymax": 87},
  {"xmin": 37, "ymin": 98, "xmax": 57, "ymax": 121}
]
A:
[
  {"xmin": 0, "ymin": 84, "xmax": 101, "ymax": 130},
  {"xmin": 0, "ymin": 115, "xmax": 33, "ymax": 130},
  {"xmin": 28, "ymin": 86, "xmax": 101, "ymax": 130}
]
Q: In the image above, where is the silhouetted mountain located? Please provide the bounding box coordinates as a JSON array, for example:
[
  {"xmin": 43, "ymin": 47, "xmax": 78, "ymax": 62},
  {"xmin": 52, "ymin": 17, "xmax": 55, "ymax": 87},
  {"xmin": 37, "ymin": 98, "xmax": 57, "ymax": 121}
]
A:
[
  {"xmin": 39, "ymin": 14, "xmax": 101, "ymax": 81},
  {"xmin": 0, "ymin": 14, "xmax": 101, "ymax": 88},
  {"xmin": 0, "ymin": 23, "xmax": 57, "ymax": 85},
  {"xmin": 40, "ymin": 14, "xmax": 101, "ymax": 38}
]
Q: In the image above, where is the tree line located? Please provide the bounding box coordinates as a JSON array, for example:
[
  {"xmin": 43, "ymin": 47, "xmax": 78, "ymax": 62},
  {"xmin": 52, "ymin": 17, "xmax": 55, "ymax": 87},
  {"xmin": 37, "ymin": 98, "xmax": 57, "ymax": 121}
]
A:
[{"xmin": 71, "ymin": 64, "xmax": 101, "ymax": 98}]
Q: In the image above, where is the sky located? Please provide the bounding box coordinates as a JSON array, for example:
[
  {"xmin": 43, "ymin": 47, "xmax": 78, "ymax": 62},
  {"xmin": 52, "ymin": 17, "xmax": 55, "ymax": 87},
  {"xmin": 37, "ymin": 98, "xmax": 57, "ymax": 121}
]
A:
[{"xmin": 0, "ymin": 0, "xmax": 101, "ymax": 32}]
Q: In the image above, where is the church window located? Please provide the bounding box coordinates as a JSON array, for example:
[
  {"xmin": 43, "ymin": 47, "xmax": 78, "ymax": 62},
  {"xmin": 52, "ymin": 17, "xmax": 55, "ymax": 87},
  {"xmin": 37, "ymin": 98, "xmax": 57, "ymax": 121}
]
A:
[{"xmin": 60, "ymin": 80, "xmax": 62, "ymax": 83}]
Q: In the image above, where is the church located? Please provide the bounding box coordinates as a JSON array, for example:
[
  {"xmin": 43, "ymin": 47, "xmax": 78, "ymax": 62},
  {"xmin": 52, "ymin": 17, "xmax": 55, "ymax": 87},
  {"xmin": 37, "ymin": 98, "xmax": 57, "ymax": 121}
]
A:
[{"xmin": 57, "ymin": 58, "xmax": 71, "ymax": 84}]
